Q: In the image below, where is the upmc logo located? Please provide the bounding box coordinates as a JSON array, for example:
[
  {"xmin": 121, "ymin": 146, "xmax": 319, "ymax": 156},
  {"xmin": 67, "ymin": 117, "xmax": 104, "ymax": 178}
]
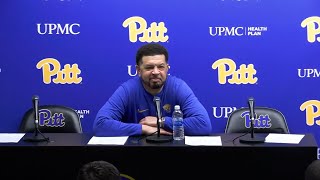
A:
[
  {"xmin": 213, "ymin": 107, "xmax": 237, "ymax": 118},
  {"xmin": 36, "ymin": 58, "xmax": 82, "ymax": 84},
  {"xmin": 122, "ymin": 16, "xmax": 169, "ymax": 43},
  {"xmin": 209, "ymin": 26, "xmax": 267, "ymax": 37},
  {"xmin": 212, "ymin": 58, "xmax": 258, "ymax": 84},
  {"xmin": 37, "ymin": 23, "xmax": 80, "ymax": 35},
  {"xmin": 301, "ymin": 16, "xmax": 320, "ymax": 43},
  {"xmin": 300, "ymin": 100, "xmax": 320, "ymax": 126},
  {"xmin": 298, "ymin": 68, "xmax": 320, "ymax": 78}
]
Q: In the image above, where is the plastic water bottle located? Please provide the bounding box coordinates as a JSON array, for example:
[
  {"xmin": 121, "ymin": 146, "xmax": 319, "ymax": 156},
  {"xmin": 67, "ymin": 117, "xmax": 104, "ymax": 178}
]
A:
[{"xmin": 172, "ymin": 105, "xmax": 184, "ymax": 140}]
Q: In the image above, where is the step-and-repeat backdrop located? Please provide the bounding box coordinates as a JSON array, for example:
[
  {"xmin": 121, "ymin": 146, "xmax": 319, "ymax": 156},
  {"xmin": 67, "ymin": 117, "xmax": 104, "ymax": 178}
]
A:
[{"xmin": 1, "ymin": 0, "xmax": 319, "ymax": 147}]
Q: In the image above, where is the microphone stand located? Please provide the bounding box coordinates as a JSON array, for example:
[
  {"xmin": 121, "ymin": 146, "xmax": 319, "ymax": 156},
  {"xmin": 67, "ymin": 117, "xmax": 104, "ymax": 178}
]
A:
[
  {"xmin": 23, "ymin": 121, "xmax": 50, "ymax": 142},
  {"xmin": 146, "ymin": 116, "xmax": 172, "ymax": 143},
  {"xmin": 23, "ymin": 95, "xmax": 49, "ymax": 142},
  {"xmin": 146, "ymin": 97, "xmax": 172, "ymax": 143},
  {"xmin": 239, "ymin": 98, "xmax": 265, "ymax": 144},
  {"xmin": 239, "ymin": 116, "xmax": 265, "ymax": 143}
]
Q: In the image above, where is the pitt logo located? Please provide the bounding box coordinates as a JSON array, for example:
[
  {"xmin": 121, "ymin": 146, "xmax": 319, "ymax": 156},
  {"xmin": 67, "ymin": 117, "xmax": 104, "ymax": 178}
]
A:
[
  {"xmin": 212, "ymin": 58, "xmax": 258, "ymax": 84},
  {"xmin": 300, "ymin": 100, "xmax": 320, "ymax": 126},
  {"xmin": 301, "ymin": 16, "xmax": 320, "ymax": 43},
  {"xmin": 39, "ymin": 109, "xmax": 65, "ymax": 127},
  {"xmin": 122, "ymin": 16, "xmax": 169, "ymax": 43},
  {"xmin": 36, "ymin": 58, "xmax": 82, "ymax": 84},
  {"xmin": 120, "ymin": 174, "xmax": 136, "ymax": 180},
  {"xmin": 241, "ymin": 111, "xmax": 272, "ymax": 128},
  {"xmin": 163, "ymin": 104, "xmax": 171, "ymax": 113}
]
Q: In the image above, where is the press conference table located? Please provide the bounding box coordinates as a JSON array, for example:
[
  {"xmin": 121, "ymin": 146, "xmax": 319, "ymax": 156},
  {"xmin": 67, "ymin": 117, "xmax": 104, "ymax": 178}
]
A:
[{"xmin": 0, "ymin": 133, "xmax": 317, "ymax": 180}]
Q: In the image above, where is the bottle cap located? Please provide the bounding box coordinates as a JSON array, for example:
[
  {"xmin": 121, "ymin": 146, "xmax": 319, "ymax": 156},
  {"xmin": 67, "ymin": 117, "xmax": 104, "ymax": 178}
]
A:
[{"xmin": 174, "ymin": 105, "xmax": 180, "ymax": 110}]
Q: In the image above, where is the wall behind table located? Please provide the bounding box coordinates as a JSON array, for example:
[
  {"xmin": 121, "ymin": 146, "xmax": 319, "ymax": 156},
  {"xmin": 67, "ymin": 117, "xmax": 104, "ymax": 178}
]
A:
[{"xmin": 0, "ymin": 0, "xmax": 319, "ymax": 148}]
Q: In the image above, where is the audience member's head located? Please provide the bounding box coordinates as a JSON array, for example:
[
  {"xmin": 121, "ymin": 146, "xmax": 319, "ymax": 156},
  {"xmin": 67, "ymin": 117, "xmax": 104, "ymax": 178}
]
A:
[
  {"xmin": 77, "ymin": 160, "xmax": 121, "ymax": 180},
  {"xmin": 305, "ymin": 159, "xmax": 320, "ymax": 180}
]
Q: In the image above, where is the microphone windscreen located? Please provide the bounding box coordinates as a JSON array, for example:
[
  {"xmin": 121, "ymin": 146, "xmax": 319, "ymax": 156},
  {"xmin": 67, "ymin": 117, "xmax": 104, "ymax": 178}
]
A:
[
  {"xmin": 32, "ymin": 95, "xmax": 39, "ymax": 101},
  {"xmin": 153, "ymin": 96, "xmax": 160, "ymax": 102}
]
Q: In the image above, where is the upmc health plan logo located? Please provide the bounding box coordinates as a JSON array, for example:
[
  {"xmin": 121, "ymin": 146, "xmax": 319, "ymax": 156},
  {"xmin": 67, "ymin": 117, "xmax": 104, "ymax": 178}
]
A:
[
  {"xmin": 209, "ymin": 26, "xmax": 267, "ymax": 37},
  {"xmin": 122, "ymin": 16, "xmax": 169, "ymax": 43},
  {"xmin": 301, "ymin": 16, "xmax": 320, "ymax": 43},
  {"xmin": 36, "ymin": 58, "xmax": 82, "ymax": 84},
  {"xmin": 75, "ymin": 109, "xmax": 90, "ymax": 119}
]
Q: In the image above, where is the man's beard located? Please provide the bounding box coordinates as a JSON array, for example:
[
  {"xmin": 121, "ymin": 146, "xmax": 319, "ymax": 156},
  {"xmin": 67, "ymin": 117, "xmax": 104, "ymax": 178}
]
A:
[
  {"xmin": 143, "ymin": 78, "xmax": 164, "ymax": 90},
  {"xmin": 150, "ymin": 82, "xmax": 163, "ymax": 89}
]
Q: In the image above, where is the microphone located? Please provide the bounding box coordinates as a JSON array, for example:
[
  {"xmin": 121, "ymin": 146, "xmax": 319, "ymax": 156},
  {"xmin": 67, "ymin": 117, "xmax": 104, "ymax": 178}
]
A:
[
  {"xmin": 23, "ymin": 95, "xmax": 50, "ymax": 142},
  {"xmin": 33, "ymin": 95, "xmax": 40, "ymax": 128},
  {"xmin": 154, "ymin": 97, "xmax": 162, "ymax": 124},
  {"xmin": 239, "ymin": 97, "xmax": 265, "ymax": 144},
  {"xmin": 146, "ymin": 96, "xmax": 172, "ymax": 143},
  {"xmin": 154, "ymin": 96, "xmax": 161, "ymax": 137},
  {"xmin": 248, "ymin": 97, "xmax": 255, "ymax": 121}
]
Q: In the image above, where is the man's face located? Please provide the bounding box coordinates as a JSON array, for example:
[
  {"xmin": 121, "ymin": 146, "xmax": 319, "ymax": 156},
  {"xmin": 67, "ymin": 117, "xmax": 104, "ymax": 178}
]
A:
[{"xmin": 136, "ymin": 55, "xmax": 169, "ymax": 91}]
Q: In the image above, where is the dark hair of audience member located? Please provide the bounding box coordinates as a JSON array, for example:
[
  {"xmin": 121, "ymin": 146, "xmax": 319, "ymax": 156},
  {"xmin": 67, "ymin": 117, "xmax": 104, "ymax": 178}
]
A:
[
  {"xmin": 77, "ymin": 160, "xmax": 121, "ymax": 180},
  {"xmin": 305, "ymin": 159, "xmax": 320, "ymax": 180}
]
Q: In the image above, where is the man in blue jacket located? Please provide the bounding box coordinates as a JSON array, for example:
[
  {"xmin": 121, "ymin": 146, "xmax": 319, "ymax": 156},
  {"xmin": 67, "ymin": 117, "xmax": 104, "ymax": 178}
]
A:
[{"xmin": 93, "ymin": 43, "xmax": 212, "ymax": 136}]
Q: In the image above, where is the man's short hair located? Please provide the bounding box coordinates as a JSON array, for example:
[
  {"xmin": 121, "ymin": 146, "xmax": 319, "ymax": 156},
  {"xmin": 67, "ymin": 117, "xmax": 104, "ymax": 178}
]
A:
[
  {"xmin": 305, "ymin": 159, "xmax": 320, "ymax": 180},
  {"xmin": 77, "ymin": 160, "xmax": 121, "ymax": 180},
  {"xmin": 136, "ymin": 43, "xmax": 169, "ymax": 65}
]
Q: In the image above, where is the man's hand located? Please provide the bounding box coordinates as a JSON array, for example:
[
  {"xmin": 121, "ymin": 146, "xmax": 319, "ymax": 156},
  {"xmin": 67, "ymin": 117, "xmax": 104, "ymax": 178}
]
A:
[
  {"xmin": 141, "ymin": 125, "xmax": 172, "ymax": 135},
  {"xmin": 139, "ymin": 116, "xmax": 158, "ymax": 127}
]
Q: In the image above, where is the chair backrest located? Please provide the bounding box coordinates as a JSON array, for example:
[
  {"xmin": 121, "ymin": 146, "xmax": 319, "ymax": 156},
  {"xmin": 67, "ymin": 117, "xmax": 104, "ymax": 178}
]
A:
[
  {"xmin": 19, "ymin": 105, "xmax": 82, "ymax": 133},
  {"xmin": 225, "ymin": 107, "xmax": 289, "ymax": 134}
]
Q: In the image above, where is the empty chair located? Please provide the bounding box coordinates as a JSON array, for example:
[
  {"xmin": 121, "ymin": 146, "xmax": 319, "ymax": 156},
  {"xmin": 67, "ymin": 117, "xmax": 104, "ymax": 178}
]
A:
[
  {"xmin": 225, "ymin": 107, "xmax": 289, "ymax": 134},
  {"xmin": 19, "ymin": 105, "xmax": 82, "ymax": 133}
]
